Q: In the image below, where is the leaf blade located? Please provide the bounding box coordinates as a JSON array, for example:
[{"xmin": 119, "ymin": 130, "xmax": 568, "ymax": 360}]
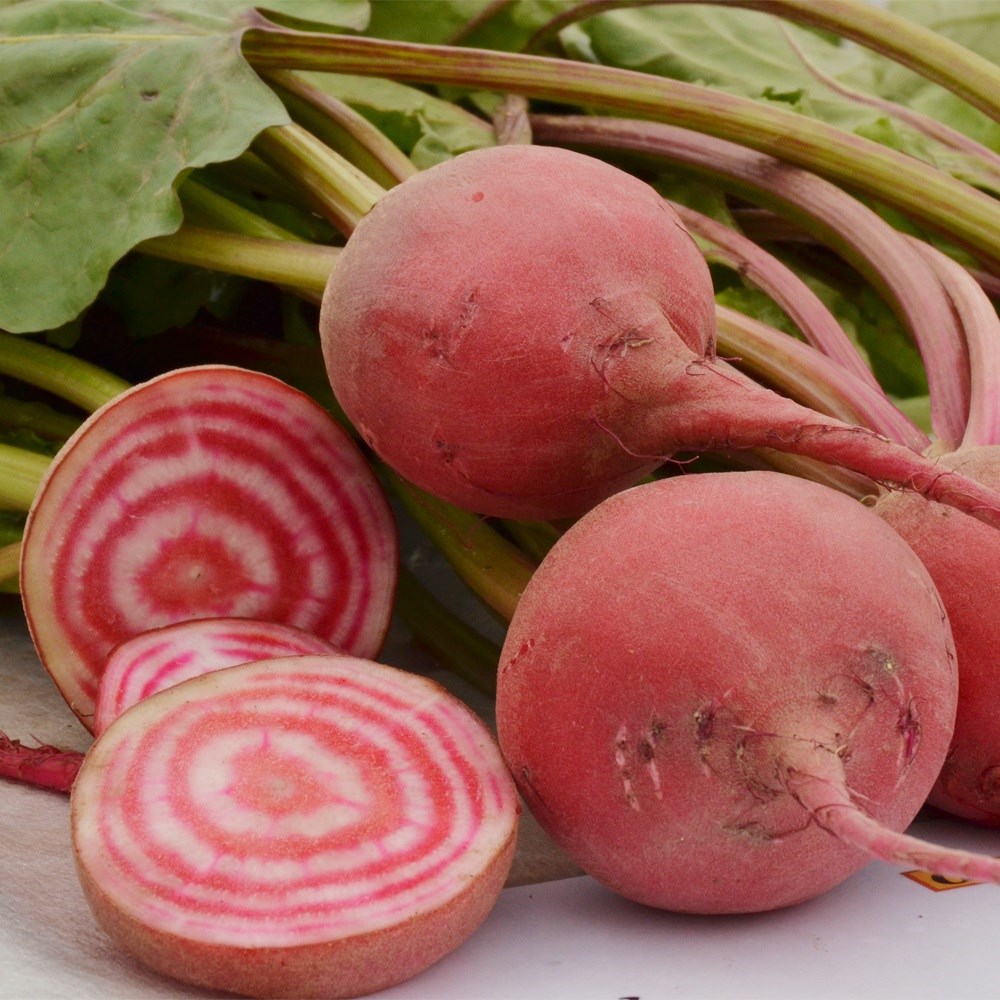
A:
[{"xmin": 0, "ymin": 1, "xmax": 366, "ymax": 333}]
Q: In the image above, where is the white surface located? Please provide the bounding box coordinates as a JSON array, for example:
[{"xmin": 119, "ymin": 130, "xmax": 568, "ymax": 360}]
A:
[
  {"xmin": 3, "ymin": 550, "xmax": 1000, "ymax": 999},
  {"xmin": 2, "ymin": 778, "xmax": 1000, "ymax": 999}
]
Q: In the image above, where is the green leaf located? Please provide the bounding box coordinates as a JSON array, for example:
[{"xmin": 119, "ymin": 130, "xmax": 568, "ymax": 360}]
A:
[
  {"xmin": 364, "ymin": 1, "xmax": 493, "ymax": 44},
  {"xmin": 880, "ymin": 1, "xmax": 1000, "ymax": 155},
  {"xmin": 715, "ymin": 286, "xmax": 802, "ymax": 340},
  {"xmin": 257, "ymin": 1, "xmax": 369, "ymax": 33},
  {"xmin": 652, "ymin": 172, "xmax": 737, "ymax": 227},
  {"xmin": 0, "ymin": 0, "xmax": 366, "ymax": 334},
  {"xmin": 810, "ymin": 279, "xmax": 928, "ymax": 400},
  {"xmin": 299, "ymin": 72, "xmax": 495, "ymax": 168},
  {"xmin": 101, "ymin": 255, "xmax": 236, "ymax": 339},
  {"xmin": 568, "ymin": 6, "xmax": 879, "ymax": 116},
  {"xmin": 559, "ymin": 4, "xmax": 998, "ymax": 180}
]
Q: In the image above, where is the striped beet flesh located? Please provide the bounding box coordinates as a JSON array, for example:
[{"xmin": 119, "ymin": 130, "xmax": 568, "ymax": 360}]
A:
[
  {"xmin": 20, "ymin": 366, "xmax": 397, "ymax": 732},
  {"xmin": 72, "ymin": 654, "xmax": 519, "ymax": 999},
  {"xmin": 93, "ymin": 617, "xmax": 339, "ymax": 736}
]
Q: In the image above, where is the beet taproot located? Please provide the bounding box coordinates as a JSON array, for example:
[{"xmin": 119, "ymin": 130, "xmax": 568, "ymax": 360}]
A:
[{"xmin": 21, "ymin": 365, "xmax": 397, "ymax": 730}]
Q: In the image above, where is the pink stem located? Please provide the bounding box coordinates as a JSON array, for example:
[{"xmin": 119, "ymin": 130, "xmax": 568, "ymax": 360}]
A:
[
  {"xmin": 971, "ymin": 269, "xmax": 1000, "ymax": 303},
  {"xmin": 531, "ymin": 113, "xmax": 971, "ymax": 448},
  {"xmin": 784, "ymin": 747, "xmax": 1000, "ymax": 885},
  {"xmin": 0, "ymin": 732, "xmax": 82, "ymax": 793},
  {"xmin": 674, "ymin": 201, "xmax": 882, "ymax": 391},
  {"xmin": 906, "ymin": 239, "xmax": 1000, "ymax": 449}
]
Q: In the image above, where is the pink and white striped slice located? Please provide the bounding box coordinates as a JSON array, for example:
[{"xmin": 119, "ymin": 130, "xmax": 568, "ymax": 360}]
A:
[
  {"xmin": 93, "ymin": 617, "xmax": 339, "ymax": 736},
  {"xmin": 72, "ymin": 654, "xmax": 519, "ymax": 999},
  {"xmin": 21, "ymin": 366, "xmax": 397, "ymax": 732}
]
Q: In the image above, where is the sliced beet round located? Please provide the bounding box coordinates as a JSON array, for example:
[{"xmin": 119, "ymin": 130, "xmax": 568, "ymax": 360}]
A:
[
  {"xmin": 93, "ymin": 617, "xmax": 340, "ymax": 736},
  {"xmin": 72, "ymin": 654, "xmax": 519, "ymax": 999},
  {"xmin": 21, "ymin": 365, "xmax": 397, "ymax": 731}
]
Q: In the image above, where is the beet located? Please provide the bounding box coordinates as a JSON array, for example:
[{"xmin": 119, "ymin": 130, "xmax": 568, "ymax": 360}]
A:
[
  {"xmin": 73, "ymin": 653, "xmax": 519, "ymax": 998},
  {"xmin": 21, "ymin": 365, "xmax": 397, "ymax": 731},
  {"xmin": 876, "ymin": 446, "xmax": 1000, "ymax": 825},
  {"xmin": 93, "ymin": 617, "xmax": 339, "ymax": 735},
  {"xmin": 320, "ymin": 144, "xmax": 1000, "ymax": 529},
  {"xmin": 496, "ymin": 472, "xmax": 1000, "ymax": 913}
]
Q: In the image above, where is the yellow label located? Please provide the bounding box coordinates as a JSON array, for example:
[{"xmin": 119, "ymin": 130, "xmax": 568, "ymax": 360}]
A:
[{"xmin": 902, "ymin": 869, "xmax": 980, "ymax": 891}]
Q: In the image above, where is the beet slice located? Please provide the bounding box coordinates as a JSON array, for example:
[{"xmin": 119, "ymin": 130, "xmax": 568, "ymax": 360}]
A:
[
  {"xmin": 93, "ymin": 617, "xmax": 340, "ymax": 736},
  {"xmin": 72, "ymin": 654, "xmax": 519, "ymax": 999},
  {"xmin": 21, "ymin": 366, "xmax": 397, "ymax": 731}
]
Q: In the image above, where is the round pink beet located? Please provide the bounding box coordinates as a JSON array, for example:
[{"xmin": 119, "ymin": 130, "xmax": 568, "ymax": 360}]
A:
[
  {"xmin": 497, "ymin": 472, "xmax": 970, "ymax": 913},
  {"xmin": 321, "ymin": 143, "xmax": 715, "ymax": 519},
  {"xmin": 877, "ymin": 445, "xmax": 1000, "ymax": 825},
  {"xmin": 320, "ymin": 145, "xmax": 1000, "ymax": 533}
]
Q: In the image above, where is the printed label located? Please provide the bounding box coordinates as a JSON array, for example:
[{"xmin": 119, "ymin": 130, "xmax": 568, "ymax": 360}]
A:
[{"xmin": 902, "ymin": 869, "xmax": 980, "ymax": 892}]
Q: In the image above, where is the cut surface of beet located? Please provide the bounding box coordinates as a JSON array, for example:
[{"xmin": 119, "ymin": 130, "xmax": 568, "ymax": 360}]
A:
[
  {"xmin": 21, "ymin": 366, "xmax": 397, "ymax": 730},
  {"xmin": 93, "ymin": 617, "xmax": 339, "ymax": 736},
  {"xmin": 72, "ymin": 654, "xmax": 518, "ymax": 999}
]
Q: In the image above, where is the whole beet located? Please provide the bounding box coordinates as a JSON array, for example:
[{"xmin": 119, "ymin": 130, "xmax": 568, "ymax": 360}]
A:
[
  {"xmin": 320, "ymin": 144, "xmax": 1000, "ymax": 529},
  {"xmin": 876, "ymin": 445, "xmax": 1000, "ymax": 825},
  {"xmin": 495, "ymin": 472, "xmax": 1000, "ymax": 913}
]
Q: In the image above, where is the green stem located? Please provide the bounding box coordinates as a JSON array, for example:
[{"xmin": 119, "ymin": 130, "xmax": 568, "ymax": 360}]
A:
[
  {"xmin": 180, "ymin": 179, "xmax": 302, "ymax": 241},
  {"xmin": 137, "ymin": 226, "xmax": 337, "ymax": 297},
  {"xmin": 0, "ymin": 395, "xmax": 81, "ymax": 441},
  {"xmin": 523, "ymin": 0, "xmax": 1000, "ymax": 124},
  {"xmin": 241, "ymin": 28, "xmax": 1000, "ymax": 270},
  {"xmin": 492, "ymin": 93, "xmax": 533, "ymax": 145},
  {"xmin": 501, "ymin": 519, "xmax": 561, "ymax": 563},
  {"xmin": 0, "ymin": 333, "xmax": 129, "ymax": 413},
  {"xmin": 388, "ymin": 470, "xmax": 533, "ymax": 623},
  {"xmin": 0, "ymin": 444, "xmax": 49, "ymax": 512},
  {"xmin": 265, "ymin": 70, "xmax": 417, "ymax": 187},
  {"xmin": 0, "ymin": 541, "xmax": 19, "ymax": 593},
  {"xmin": 395, "ymin": 565, "xmax": 500, "ymax": 695},
  {"xmin": 253, "ymin": 123, "xmax": 384, "ymax": 235}
]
